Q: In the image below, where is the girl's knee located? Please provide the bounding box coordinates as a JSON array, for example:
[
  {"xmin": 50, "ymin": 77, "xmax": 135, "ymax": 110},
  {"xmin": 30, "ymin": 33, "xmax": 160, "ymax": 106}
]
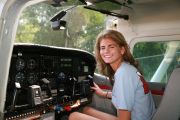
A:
[
  {"xmin": 83, "ymin": 106, "xmax": 97, "ymax": 115},
  {"xmin": 68, "ymin": 112, "xmax": 80, "ymax": 120}
]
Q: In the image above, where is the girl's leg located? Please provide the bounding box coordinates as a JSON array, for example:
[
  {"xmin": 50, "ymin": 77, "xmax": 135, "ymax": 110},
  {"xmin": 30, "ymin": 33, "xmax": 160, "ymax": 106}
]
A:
[
  {"xmin": 83, "ymin": 106, "xmax": 117, "ymax": 120},
  {"xmin": 68, "ymin": 111, "xmax": 101, "ymax": 120},
  {"xmin": 68, "ymin": 106, "xmax": 117, "ymax": 120}
]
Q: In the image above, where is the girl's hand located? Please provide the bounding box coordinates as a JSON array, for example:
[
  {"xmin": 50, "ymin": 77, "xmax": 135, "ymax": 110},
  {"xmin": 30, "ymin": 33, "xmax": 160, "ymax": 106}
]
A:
[{"xmin": 91, "ymin": 82, "xmax": 107, "ymax": 97}]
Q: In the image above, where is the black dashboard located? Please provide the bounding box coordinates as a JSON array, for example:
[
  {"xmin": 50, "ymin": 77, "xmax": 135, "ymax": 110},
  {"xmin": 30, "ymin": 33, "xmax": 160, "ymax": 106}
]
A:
[{"xmin": 4, "ymin": 44, "xmax": 96, "ymax": 120}]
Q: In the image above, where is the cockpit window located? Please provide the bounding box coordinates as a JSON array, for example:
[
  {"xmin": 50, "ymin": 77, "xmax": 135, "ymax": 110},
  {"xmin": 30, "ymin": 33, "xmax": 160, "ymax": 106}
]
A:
[
  {"xmin": 133, "ymin": 41, "xmax": 180, "ymax": 83},
  {"xmin": 15, "ymin": 2, "xmax": 105, "ymax": 54}
]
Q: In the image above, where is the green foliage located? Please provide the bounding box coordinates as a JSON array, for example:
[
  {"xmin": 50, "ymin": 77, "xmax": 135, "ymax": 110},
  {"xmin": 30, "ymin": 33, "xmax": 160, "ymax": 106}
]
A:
[
  {"xmin": 133, "ymin": 42, "xmax": 166, "ymax": 58},
  {"xmin": 133, "ymin": 42, "xmax": 166, "ymax": 81},
  {"xmin": 71, "ymin": 8, "xmax": 105, "ymax": 53},
  {"xmin": 16, "ymin": 3, "xmax": 65, "ymax": 46}
]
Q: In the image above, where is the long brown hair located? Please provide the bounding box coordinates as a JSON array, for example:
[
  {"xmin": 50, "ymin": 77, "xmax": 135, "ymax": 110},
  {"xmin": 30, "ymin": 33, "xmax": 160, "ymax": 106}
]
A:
[{"xmin": 95, "ymin": 29, "xmax": 140, "ymax": 80}]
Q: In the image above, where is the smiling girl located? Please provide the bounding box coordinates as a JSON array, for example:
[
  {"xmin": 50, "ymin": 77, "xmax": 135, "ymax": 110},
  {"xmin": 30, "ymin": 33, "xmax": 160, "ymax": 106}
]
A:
[{"xmin": 69, "ymin": 30, "xmax": 155, "ymax": 120}]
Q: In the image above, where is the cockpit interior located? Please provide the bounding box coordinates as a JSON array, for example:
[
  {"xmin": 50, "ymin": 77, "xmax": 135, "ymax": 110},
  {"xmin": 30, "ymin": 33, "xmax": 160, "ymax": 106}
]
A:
[
  {"xmin": 1, "ymin": 0, "xmax": 180, "ymax": 120},
  {"xmin": 5, "ymin": 44, "xmax": 96, "ymax": 119}
]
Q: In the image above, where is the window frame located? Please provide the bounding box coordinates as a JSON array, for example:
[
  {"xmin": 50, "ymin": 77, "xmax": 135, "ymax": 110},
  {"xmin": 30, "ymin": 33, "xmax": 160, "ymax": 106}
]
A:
[{"xmin": 129, "ymin": 34, "xmax": 180, "ymax": 83}]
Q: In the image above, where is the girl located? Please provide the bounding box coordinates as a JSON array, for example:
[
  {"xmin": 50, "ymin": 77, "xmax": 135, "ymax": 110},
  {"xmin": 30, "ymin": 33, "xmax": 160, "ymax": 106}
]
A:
[{"xmin": 69, "ymin": 30, "xmax": 155, "ymax": 120}]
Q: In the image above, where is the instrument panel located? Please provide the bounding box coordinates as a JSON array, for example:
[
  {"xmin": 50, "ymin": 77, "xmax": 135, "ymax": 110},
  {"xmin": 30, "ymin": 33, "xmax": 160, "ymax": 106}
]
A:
[{"xmin": 5, "ymin": 44, "xmax": 96, "ymax": 120}]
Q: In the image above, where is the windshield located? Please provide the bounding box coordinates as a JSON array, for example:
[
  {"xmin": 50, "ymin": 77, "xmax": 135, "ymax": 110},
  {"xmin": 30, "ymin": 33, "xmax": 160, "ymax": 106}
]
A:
[{"xmin": 15, "ymin": 2, "xmax": 106, "ymax": 54}]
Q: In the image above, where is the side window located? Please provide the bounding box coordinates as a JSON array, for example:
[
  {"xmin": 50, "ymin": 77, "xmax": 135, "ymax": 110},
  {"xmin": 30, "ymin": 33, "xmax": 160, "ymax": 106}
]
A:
[{"xmin": 133, "ymin": 41, "xmax": 180, "ymax": 83}]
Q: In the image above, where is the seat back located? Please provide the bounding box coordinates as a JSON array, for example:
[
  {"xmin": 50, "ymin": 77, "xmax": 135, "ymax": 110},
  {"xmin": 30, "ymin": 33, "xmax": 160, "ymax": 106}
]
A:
[
  {"xmin": 152, "ymin": 67, "xmax": 180, "ymax": 120},
  {"xmin": 148, "ymin": 82, "xmax": 165, "ymax": 108}
]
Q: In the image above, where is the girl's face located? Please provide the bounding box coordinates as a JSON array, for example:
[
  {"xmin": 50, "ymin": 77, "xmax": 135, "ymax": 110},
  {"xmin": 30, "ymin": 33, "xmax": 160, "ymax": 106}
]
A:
[{"xmin": 100, "ymin": 38, "xmax": 125, "ymax": 70}]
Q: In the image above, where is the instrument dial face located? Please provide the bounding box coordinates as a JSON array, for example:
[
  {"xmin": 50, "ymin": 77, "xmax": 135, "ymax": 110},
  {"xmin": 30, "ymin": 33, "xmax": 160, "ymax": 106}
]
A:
[
  {"xmin": 16, "ymin": 58, "xmax": 25, "ymax": 71},
  {"xmin": 15, "ymin": 72, "xmax": 25, "ymax": 84},
  {"xmin": 27, "ymin": 72, "xmax": 38, "ymax": 85},
  {"xmin": 58, "ymin": 72, "xmax": 65, "ymax": 79},
  {"xmin": 27, "ymin": 59, "xmax": 36, "ymax": 70}
]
